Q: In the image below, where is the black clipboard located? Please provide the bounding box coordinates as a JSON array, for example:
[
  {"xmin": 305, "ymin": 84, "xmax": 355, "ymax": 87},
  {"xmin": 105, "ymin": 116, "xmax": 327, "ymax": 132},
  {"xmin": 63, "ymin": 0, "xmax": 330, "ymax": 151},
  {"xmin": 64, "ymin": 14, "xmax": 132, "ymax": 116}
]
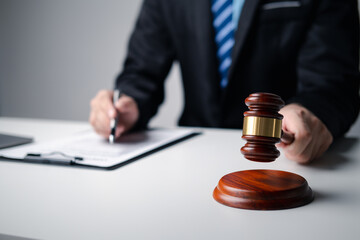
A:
[{"xmin": 0, "ymin": 129, "xmax": 200, "ymax": 170}]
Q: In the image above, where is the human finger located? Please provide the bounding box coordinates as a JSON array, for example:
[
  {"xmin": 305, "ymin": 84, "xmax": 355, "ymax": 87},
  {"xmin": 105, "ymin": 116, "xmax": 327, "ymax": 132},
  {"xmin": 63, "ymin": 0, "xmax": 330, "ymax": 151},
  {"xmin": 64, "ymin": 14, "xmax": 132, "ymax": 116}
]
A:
[
  {"xmin": 91, "ymin": 90, "xmax": 117, "ymax": 118},
  {"xmin": 283, "ymin": 112, "xmax": 312, "ymax": 158},
  {"xmin": 113, "ymin": 95, "xmax": 139, "ymax": 133},
  {"xmin": 91, "ymin": 109, "xmax": 111, "ymax": 138}
]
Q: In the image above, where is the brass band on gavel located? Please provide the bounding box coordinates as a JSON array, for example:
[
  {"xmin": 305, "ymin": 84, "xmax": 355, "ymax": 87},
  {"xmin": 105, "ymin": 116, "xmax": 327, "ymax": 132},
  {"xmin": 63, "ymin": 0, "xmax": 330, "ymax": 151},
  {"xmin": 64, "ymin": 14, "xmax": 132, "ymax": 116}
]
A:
[{"xmin": 242, "ymin": 116, "xmax": 282, "ymax": 138}]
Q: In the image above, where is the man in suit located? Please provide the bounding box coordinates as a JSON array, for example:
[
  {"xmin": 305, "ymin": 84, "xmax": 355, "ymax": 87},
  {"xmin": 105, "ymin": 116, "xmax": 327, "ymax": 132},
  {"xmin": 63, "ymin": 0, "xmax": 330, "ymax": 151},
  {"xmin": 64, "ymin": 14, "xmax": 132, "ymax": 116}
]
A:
[{"xmin": 89, "ymin": 0, "xmax": 360, "ymax": 163}]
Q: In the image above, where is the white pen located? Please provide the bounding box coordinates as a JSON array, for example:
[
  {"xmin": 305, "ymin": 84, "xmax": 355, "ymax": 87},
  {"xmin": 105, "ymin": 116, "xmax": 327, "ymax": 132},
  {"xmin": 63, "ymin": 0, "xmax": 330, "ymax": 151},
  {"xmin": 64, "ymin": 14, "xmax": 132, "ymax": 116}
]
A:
[{"xmin": 109, "ymin": 89, "xmax": 121, "ymax": 144}]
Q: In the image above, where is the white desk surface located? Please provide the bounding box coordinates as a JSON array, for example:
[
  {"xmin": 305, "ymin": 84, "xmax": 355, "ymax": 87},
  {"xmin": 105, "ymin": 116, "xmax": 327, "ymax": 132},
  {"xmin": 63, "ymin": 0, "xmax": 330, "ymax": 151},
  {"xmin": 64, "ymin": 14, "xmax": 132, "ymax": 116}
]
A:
[{"xmin": 0, "ymin": 117, "xmax": 359, "ymax": 240}]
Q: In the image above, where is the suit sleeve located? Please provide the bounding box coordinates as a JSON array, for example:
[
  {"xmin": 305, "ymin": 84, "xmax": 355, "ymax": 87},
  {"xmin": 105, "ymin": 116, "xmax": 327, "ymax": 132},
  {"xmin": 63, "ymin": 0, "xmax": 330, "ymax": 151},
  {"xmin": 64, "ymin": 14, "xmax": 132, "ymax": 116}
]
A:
[
  {"xmin": 115, "ymin": 0, "xmax": 175, "ymax": 129},
  {"xmin": 288, "ymin": 0, "xmax": 360, "ymax": 138}
]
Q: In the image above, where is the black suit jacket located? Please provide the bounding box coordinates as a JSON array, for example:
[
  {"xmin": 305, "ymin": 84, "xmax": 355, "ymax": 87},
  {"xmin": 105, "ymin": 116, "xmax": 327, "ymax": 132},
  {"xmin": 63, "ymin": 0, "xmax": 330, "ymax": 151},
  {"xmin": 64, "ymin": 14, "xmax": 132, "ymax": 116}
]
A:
[{"xmin": 116, "ymin": 0, "xmax": 360, "ymax": 138}]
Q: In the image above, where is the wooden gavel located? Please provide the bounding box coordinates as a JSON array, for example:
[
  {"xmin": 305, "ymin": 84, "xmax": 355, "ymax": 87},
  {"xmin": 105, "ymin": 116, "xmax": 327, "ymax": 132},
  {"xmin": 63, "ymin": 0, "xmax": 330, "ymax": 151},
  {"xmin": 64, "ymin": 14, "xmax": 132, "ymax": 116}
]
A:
[
  {"xmin": 213, "ymin": 92, "xmax": 313, "ymax": 210},
  {"xmin": 241, "ymin": 93, "xmax": 295, "ymax": 162}
]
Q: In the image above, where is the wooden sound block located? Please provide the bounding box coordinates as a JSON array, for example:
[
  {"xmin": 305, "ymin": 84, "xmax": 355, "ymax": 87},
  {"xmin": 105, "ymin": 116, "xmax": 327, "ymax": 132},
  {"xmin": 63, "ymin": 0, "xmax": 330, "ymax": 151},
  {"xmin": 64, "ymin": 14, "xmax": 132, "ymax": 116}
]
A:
[{"xmin": 213, "ymin": 169, "xmax": 314, "ymax": 210}]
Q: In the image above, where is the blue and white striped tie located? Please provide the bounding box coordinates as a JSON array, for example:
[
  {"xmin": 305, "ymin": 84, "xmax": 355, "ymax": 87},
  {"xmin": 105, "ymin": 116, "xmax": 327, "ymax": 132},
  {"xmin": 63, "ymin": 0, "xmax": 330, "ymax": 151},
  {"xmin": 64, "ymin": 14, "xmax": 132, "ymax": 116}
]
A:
[{"xmin": 211, "ymin": 0, "xmax": 235, "ymax": 89}]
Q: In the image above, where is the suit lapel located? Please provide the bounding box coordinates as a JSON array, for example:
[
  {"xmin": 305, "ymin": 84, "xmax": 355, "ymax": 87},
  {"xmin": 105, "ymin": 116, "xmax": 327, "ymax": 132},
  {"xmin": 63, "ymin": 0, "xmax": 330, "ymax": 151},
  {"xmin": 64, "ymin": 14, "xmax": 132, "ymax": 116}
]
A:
[
  {"xmin": 193, "ymin": 0, "xmax": 221, "ymax": 95},
  {"xmin": 193, "ymin": 0, "xmax": 215, "ymax": 57},
  {"xmin": 228, "ymin": 0, "xmax": 260, "ymax": 82}
]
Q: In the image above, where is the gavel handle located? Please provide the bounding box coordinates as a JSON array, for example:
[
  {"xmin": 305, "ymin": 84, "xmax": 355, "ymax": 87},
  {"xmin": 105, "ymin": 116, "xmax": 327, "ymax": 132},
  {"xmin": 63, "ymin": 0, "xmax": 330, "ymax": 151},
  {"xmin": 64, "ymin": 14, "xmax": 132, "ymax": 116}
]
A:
[{"xmin": 281, "ymin": 131, "xmax": 295, "ymax": 144}]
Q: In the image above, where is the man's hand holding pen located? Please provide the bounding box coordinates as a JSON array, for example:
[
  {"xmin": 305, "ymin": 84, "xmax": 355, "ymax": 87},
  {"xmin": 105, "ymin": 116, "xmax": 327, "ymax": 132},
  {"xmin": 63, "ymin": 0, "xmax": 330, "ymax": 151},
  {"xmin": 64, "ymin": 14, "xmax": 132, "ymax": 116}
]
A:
[{"xmin": 89, "ymin": 89, "xmax": 139, "ymax": 142}]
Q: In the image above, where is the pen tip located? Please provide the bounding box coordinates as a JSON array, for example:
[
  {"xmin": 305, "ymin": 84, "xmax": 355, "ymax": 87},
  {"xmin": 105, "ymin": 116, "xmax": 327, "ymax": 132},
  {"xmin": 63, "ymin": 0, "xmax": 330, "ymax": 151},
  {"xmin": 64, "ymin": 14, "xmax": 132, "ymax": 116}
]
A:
[{"xmin": 109, "ymin": 135, "xmax": 114, "ymax": 144}]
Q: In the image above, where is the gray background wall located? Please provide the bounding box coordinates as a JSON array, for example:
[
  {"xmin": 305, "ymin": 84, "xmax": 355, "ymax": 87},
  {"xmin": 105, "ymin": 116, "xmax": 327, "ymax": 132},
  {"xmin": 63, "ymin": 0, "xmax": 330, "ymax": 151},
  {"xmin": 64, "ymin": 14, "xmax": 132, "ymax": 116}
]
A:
[
  {"xmin": 0, "ymin": 1, "xmax": 359, "ymax": 128},
  {"xmin": 0, "ymin": 0, "xmax": 183, "ymax": 128}
]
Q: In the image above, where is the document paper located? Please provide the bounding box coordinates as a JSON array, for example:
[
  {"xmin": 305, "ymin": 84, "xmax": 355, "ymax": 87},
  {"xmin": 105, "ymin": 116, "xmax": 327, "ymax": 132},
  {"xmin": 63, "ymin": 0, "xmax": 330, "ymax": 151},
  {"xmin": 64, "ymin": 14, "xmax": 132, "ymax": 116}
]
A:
[{"xmin": 0, "ymin": 129, "xmax": 197, "ymax": 168}]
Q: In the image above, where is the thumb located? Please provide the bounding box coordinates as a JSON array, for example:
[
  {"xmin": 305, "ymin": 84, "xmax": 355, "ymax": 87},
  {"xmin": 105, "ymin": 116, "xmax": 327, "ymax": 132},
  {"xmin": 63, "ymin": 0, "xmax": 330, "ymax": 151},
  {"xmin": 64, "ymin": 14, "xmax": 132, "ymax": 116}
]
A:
[{"xmin": 114, "ymin": 95, "xmax": 135, "ymax": 113}]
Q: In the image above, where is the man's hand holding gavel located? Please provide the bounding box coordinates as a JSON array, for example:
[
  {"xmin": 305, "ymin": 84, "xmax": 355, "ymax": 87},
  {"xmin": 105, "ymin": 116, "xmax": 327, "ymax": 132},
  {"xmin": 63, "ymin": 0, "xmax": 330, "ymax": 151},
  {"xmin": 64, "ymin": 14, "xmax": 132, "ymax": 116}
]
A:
[{"xmin": 278, "ymin": 104, "xmax": 333, "ymax": 164}]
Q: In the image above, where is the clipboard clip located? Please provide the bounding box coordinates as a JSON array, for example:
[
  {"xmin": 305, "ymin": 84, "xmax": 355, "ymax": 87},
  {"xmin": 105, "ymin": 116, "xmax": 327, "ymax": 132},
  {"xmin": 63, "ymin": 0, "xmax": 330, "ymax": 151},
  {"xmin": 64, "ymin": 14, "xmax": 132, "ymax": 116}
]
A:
[{"xmin": 25, "ymin": 151, "xmax": 83, "ymax": 165}]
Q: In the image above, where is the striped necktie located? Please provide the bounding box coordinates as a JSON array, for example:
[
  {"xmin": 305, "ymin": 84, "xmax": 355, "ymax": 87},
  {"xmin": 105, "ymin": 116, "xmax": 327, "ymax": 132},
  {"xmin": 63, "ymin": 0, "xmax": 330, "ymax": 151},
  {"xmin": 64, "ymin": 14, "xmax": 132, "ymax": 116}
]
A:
[{"xmin": 211, "ymin": 0, "xmax": 235, "ymax": 89}]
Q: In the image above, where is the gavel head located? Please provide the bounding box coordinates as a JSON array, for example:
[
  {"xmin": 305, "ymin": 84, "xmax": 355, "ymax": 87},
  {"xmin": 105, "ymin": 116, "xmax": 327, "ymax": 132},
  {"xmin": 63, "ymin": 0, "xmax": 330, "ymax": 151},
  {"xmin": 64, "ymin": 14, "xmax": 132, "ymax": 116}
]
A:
[{"xmin": 241, "ymin": 93, "xmax": 285, "ymax": 162}]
